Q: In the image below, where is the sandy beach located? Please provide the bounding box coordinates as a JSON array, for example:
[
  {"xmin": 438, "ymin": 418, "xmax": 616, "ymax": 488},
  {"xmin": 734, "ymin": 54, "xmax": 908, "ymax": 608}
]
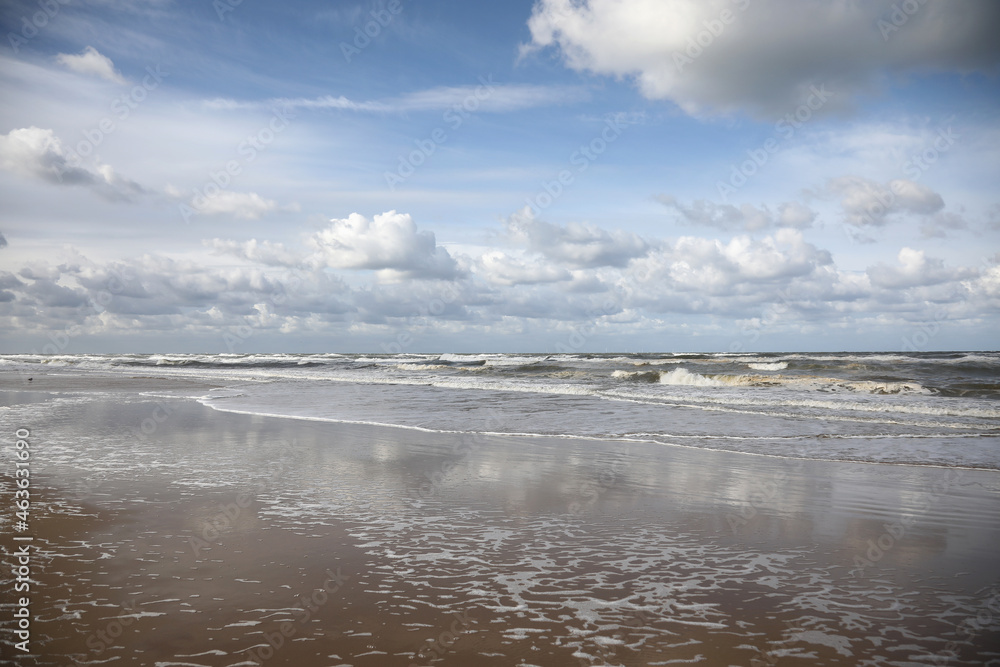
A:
[{"xmin": 2, "ymin": 375, "xmax": 1000, "ymax": 666}]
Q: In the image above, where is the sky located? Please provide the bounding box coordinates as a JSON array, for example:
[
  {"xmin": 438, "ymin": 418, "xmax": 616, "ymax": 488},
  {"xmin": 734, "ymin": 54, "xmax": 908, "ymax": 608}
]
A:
[{"xmin": 1, "ymin": 0, "xmax": 999, "ymax": 353}]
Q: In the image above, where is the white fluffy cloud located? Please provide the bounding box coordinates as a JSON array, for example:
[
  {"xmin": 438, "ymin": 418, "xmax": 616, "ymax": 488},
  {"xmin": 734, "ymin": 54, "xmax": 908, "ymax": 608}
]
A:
[
  {"xmin": 477, "ymin": 251, "xmax": 572, "ymax": 286},
  {"xmin": 523, "ymin": 0, "xmax": 1000, "ymax": 117},
  {"xmin": 308, "ymin": 211, "xmax": 460, "ymax": 280},
  {"xmin": 0, "ymin": 127, "xmax": 143, "ymax": 200},
  {"xmin": 55, "ymin": 46, "xmax": 126, "ymax": 84},
  {"xmin": 830, "ymin": 176, "xmax": 945, "ymax": 226},
  {"xmin": 1, "ymin": 213, "xmax": 994, "ymax": 346},
  {"xmin": 505, "ymin": 207, "xmax": 648, "ymax": 268},
  {"xmin": 635, "ymin": 229, "xmax": 832, "ymax": 297},
  {"xmin": 867, "ymin": 247, "xmax": 976, "ymax": 289},
  {"xmin": 659, "ymin": 197, "xmax": 816, "ymax": 231}
]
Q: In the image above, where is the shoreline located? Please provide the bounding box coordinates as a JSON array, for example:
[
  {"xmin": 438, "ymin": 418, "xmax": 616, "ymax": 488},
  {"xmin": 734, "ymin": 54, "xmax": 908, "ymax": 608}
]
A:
[
  {"xmin": 2, "ymin": 379, "xmax": 999, "ymax": 665},
  {"xmin": 199, "ymin": 398, "xmax": 1000, "ymax": 473},
  {"xmin": 6, "ymin": 367, "xmax": 999, "ymax": 472}
]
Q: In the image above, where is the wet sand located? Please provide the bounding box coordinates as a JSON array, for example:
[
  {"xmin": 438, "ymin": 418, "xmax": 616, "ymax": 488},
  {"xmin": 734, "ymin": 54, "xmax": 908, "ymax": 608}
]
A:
[{"xmin": 1, "ymin": 379, "xmax": 999, "ymax": 665}]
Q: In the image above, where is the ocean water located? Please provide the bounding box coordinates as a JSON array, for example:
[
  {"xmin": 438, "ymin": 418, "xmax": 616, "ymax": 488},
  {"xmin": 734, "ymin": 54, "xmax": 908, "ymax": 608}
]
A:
[
  {"xmin": 3, "ymin": 351, "xmax": 998, "ymax": 469},
  {"xmin": 2, "ymin": 353, "xmax": 1000, "ymax": 665}
]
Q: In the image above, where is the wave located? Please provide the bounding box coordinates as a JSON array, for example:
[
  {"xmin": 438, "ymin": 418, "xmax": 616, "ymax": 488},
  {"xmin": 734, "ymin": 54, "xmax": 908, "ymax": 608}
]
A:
[
  {"xmin": 658, "ymin": 368, "xmax": 722, "ymax": 387},
  {"xmin": 748, "ymin": 362, "xmax": 788, "ymax": 371},
  {"xmin": 611, "ymin": 370, "xmax": 661, "ymax": 382},
  {"xmin": 394, "ymin": 364, "xmax": 450, "ymax": 371}
]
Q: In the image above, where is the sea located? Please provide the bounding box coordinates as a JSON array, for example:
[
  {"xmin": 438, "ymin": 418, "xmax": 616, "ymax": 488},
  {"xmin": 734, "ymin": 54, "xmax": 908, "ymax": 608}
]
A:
[{"xmin": 3, "ymin": 350, "xmax": 998, "ymax": 470}]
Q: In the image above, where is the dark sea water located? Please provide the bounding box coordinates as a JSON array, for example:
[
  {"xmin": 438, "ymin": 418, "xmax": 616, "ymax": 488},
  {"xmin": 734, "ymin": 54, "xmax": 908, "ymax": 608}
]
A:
[{"xmin": 3, "ymin": 351, "xmax": 998, "ymax": 469}]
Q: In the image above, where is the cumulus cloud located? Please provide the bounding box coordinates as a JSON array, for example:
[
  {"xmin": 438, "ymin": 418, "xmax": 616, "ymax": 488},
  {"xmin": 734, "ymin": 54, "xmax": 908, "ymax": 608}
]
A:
[
  {"xmin": 522, "ymin": 0, "xmax": 1000, "ymax": 117},
  {"xmin": 505, "ymin": 207, "xmax": 648, "ymax": 268},
  {"xmin": 477, "ymin": 251, "xmax": 572, "ymax": 286},
  {"xmin": 830, "ymin": 176, "xmax": 945, "ymax": 226},
  {"xmin": 658, "ymin": 196, "xmax": 816, "ymax": 231},
  {"xmin": 206, "ymin": 239, "xmax": 301, "ymax": 266},
  {"xmin": 0, "ymin": 230, "xmax": 993, "ymax": 345},
  {"xmin": 308, "ymin": 211, "xmax": 460, "ymax": 280},
  {"xmin": 55, "ymin": 46, "xmax": 127, "ymax": 84},
  {"xmin": 648, "ymin": 229, "xmax": 832, "ymax": 295},
  {"xmin": 867, "ymin": 247, "xmax": 976, "ymax": 289},
  {"xmin": 0, "ymin": 127, "xmax": 143, "ymax": 200}
]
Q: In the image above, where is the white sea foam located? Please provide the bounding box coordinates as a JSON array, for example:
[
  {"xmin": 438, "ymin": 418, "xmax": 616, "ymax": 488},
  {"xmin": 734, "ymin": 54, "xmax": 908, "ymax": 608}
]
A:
[
  {"xmin": 748, "ymin": 362, "xmax": 788, "ymax": 371},
  {"xmin": 5, "ymin": 351, "xmax": 998, "ymax": 468},
  {"xmin": 659, "ymin": 368, "xmax": 722, "ymax": 387}
]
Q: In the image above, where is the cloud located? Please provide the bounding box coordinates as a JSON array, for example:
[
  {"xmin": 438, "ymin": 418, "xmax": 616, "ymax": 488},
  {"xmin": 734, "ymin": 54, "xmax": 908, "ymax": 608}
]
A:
[
  {"xmin": 55, "ymin": 46, "xmax": 126, "ymax": 84},
  {"xmin": 0, "ymin": 230, "xmax": 993, "ymax": 346},
  {"xmin": 203, "ymin": 81, "xmax": 588, "ymax": 114},
  {"xmin": 0, "ymin": 232, "xmax": 6, "ymax": 249},
  {"xmin": 920, "ymin": 211, "xmax": 968, "ymax": 238},
  {"xmin": 505, "ymin": 207, "xmax": 649, "ymax": 268},
  {"xmin": 476, "ymin": 251, "xmax": 572, "ymax": 286},
  {"xmin": 392, "ymin": 81, "xmax": 589, "ymax": 112},
  {"xmin": 830, "ymin": 176, "xmax": 945, "ymax": 226},
  {"xmin": 658, "ymin": 196, "xmax": 816, "ymax": 231},
  {"xmin": 522, "ymin": 0, "xmax": 1000, "ymax": 117},
  {"xmin": 191, "ymin": 191, "xmax": 278, "ymax": 219},
  {"xmin": 0, "ymin": 127, "xmax": 143, "ymax": 201},
  {"xmin": 867, "ymin": 247, "xmax": 976, "ymax": 289},
  {"xmin": 206, "ymin": 239, "xmax": 301, "ymax": 266},
  {"xmin": 662, "ymin": 229, "xmax": 831, "ymax": 292},
  {"xmin": 308, "ymin": 211, "xmax": 460, "ymax": 280}
]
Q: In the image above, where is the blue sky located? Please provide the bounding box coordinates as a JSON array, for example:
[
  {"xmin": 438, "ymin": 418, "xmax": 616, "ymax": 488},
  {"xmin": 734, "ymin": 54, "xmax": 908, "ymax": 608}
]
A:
[{"xmin": 1, "ymin": 0, "xmax": 999, "ymax": 353}]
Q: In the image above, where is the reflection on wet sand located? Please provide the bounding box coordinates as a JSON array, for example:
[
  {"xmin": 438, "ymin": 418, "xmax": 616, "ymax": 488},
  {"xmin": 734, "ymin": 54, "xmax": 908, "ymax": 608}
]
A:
[{"xmin": 1, "ymin": 392, "xmax": 998, "ymax": 666}]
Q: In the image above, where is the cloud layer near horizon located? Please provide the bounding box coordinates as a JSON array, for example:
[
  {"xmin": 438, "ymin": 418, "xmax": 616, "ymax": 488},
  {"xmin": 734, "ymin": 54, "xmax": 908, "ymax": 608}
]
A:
[{"xmin": 3, "ymin": 209, "xmax": 997, "ymax": 351}]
